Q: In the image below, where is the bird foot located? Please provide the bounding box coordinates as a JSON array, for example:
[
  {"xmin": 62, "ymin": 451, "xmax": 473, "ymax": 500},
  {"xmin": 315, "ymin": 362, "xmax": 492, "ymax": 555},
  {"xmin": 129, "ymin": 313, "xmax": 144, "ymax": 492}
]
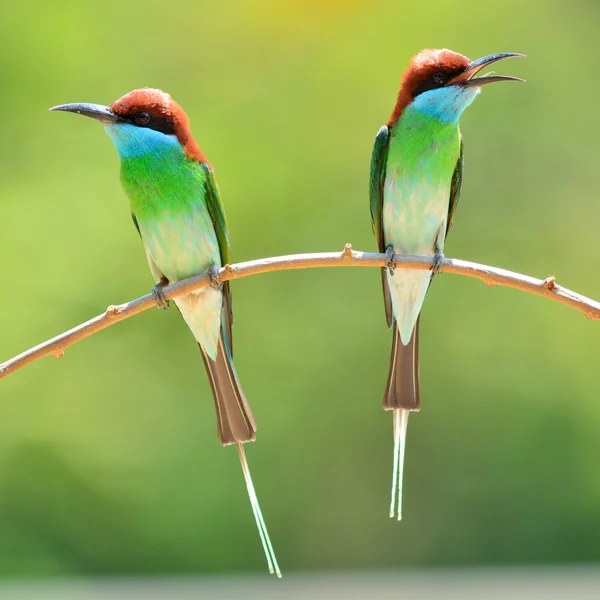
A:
[
  {"xmin": 385, "ymin": 245, "xmax": 396, "ymax": 276},
  {"xmin": 152, "ymin": 278, "xmax": 170, "ymax": 310},
  {"xmin": 431, "ymin": 251, "xmax": 445, "ymax": 276},
  {"xmin": 208, "ymin": 265, "xmax": 221, "ymax": 290}
]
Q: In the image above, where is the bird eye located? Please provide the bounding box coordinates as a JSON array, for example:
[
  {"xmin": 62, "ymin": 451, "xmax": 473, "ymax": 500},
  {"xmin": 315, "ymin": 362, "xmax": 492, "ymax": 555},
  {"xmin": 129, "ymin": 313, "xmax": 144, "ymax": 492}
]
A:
[
  {"xmin": 136, "ymin": 112, "xmax": 151, "ymax": 125},
  {"xmin": 433, "ymin": 71, "xmax": 448, "ymax": 85}
]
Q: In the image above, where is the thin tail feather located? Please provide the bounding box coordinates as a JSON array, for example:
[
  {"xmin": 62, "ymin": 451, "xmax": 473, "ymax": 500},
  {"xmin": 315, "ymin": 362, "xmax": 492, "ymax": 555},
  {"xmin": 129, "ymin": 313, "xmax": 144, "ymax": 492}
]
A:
[
  {"xmin": 389, "ymin": 408, "xmax": 409, "ymax": 520},
  {"xmin": 237, "ymin": 443, "xmax": 281, "ymax": 577}
]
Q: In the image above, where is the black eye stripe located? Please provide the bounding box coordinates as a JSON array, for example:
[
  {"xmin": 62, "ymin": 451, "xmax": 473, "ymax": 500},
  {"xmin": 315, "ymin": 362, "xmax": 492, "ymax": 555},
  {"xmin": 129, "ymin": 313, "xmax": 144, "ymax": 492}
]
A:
[
  {"xmin": 142, "ymin": 116, "xmax": 176, "ymax": 135},
  {"xmin": 124, "ymin": 113, "xmax": 176, "ymax": 135},
  {"xmin": 412, "ymin": 79, "xmax": 441, "ymax": 98},
  {"xmin": 412, "ymin": 69, "xmax": 462, "ymax": 98}
]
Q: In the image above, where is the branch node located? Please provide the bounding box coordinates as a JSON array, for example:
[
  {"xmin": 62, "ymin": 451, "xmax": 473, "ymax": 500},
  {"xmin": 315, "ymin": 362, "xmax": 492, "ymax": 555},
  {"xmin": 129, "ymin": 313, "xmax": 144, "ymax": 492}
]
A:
[
  {"xmin": 223, "ymin": 264, "xmax": 235, "ymax": 279},
  {"xmin": 543, "ymin": 276, "xmax": 557, "ymax": 291},
  {"xmin": 54, "ymin": 349, "xmax": 65, "ymax": 359},
  {"xmin": 106, "ymin": 305, "xmax": 122, "ymax": 317},
  {"xmin": 342, "ymin": 243, "xmax": 353, "ymax": 258}
]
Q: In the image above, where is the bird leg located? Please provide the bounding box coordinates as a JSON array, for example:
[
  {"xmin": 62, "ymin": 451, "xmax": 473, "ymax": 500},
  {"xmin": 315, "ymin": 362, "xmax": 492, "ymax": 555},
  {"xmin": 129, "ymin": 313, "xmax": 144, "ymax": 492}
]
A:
[
  {"xmin": 385, "ymin": 245, "xmax": 396, "ymax": 276},
  {"xmin": 431, "ymin": 224, "xmax": 445, "ymax": 276},
  {"xmin": 152, "ymin": 277, "xmax": 170, "ymax": 310},
  {"xmin": 431, "ymin": 251, "xmax": 445, "ymax": 276},
  {"xmin": 208, "ymin": 265, "xmax": 222, "ymax": 290}
]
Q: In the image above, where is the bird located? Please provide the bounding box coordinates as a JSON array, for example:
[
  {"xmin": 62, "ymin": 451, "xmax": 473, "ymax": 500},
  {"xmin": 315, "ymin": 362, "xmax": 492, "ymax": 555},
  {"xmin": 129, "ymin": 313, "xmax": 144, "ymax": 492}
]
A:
[
  {"xmin": 369, "ymin": 49, "xmax": 524, "ymax": 520},
  {"xmin": 51, "ymin": 88, "xmax": 280, "ymax": 576}
]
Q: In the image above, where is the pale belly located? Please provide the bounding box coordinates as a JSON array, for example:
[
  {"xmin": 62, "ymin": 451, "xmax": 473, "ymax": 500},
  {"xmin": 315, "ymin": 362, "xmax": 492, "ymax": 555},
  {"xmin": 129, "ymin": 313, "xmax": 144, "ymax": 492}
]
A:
[
  {"xmin": 141, "ymin": 206, "xmax": 221, "ymax": 283},
  {"xmin": 140, "ymin": 207, "xmax": 223, "ymax": 360},
  {"xmin": 382, "ymin": 171, "xmax": 452, "ymax": 346},
  {"xmin": 382, "ymin": 177, "xmax": 450, "ymax": 258}
]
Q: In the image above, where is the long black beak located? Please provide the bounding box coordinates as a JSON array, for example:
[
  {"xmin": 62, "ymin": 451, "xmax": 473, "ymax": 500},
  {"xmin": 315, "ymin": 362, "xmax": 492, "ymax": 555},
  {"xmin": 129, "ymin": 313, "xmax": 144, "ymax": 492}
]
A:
[
  {"xmin": 449, "ymin": 53, "xmax": 526, "ymax": 88},
  {"xmin": 50, "ymin": 103, "xmax": 124, "ymax": 124}
]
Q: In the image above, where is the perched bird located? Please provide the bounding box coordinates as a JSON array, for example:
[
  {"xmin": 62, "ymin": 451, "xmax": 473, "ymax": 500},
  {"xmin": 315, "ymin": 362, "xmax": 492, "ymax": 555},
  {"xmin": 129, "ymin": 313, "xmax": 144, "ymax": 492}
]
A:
[
  {"xmin": 369, "ymin": 50, "xmax": 524, "ymax": 520},
  {"xmin": 51, "ymin": 89, "xmax": 280, "ymax": 576}
]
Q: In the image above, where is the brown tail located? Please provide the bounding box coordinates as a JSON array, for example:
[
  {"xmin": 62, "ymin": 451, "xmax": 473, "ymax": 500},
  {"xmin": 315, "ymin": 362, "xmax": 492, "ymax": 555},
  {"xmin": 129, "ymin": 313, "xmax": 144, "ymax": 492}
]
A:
[
  {"xmin": 383, "ymin": 318, "xmax": 421, "ymax": 412},
  {"xmin": 200, "ymin": 329, "xmax": 256, "ymax": 445}
]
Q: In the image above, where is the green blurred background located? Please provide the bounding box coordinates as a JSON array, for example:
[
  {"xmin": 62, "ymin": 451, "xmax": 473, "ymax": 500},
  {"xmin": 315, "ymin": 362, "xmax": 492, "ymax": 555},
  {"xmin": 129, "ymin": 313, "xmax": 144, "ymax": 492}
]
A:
[{"xmin": 1, "ymin": 0, "xmax": 599, "ymax": 581}]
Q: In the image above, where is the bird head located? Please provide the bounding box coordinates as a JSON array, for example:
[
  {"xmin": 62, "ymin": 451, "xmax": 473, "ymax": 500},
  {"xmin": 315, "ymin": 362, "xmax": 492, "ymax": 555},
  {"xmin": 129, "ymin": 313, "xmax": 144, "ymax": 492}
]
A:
[
  {"xmin": 51, "ymin": 88, "xmax": 207, "ymax": 162},
  {"xmin": 388, "ymin": 49, "xmax": 524, "ymax": 125}
]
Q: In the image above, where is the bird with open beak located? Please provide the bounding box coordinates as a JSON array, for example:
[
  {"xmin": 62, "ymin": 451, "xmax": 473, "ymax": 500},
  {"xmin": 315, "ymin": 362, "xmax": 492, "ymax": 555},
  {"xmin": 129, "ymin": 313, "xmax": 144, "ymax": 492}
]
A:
[{"xmin": 369, "ymin": 49, "xmax": 524, "ymax": 520}]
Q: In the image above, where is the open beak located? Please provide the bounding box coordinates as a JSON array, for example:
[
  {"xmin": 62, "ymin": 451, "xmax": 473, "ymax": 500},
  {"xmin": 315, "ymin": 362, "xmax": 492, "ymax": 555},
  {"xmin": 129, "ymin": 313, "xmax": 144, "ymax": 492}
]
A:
[
  {"xmin": 449, "ymin": 53, "xmax": 526, "ymax": 88},
  {"xmin": 50, "ymin": 103, "xmax": 124, "ymax": 125}
]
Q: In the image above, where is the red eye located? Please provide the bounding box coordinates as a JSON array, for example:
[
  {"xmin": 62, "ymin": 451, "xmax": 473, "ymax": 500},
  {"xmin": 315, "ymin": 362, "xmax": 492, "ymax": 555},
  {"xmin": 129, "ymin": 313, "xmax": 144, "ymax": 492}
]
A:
[
  {"xmin": 136, "ymin": 112, "xmax": 151, "ymax": 125},
  {"xmin": 434, "ymin": 71, "xmax": 448, "ymax": 85}
]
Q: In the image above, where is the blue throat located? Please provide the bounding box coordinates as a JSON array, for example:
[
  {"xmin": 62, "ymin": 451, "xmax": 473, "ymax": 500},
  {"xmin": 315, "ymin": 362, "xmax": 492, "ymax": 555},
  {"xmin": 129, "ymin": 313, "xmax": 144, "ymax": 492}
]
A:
[
  {"xmin": 410, "ymin": 85, "xmax": 480, "ymax": 122},
  {"xmin": 104, "ymin": 123, "xmax": 182, "ymax": 159}
]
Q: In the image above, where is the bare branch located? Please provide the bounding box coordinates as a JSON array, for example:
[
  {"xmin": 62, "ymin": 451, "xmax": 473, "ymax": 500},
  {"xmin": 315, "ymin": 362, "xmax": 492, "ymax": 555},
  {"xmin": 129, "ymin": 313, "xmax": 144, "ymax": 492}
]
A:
[{"xmin": 2, "ymin": 246, "xmax": 599, "ymax": 380}]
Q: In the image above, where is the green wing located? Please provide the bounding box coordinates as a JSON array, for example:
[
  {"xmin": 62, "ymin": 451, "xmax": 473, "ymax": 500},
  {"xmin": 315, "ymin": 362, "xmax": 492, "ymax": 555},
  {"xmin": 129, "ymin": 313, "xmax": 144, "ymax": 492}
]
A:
[
  {"xmin": 201, "ymin": 163, "xmax": 234, "ymax": 354},
  {"xmin": 446, "ymin": 135, "xmax": 464, "ymax": 238},
  {"xmin": 131, "ymin": 212, "xmax": 141, "ymax": 237},
  {"xmin": 132, "ymin": 212, "xmax": 166, "ymax": 284},
  {"xmin": 369, "ymin": 126, "xmax": 394, "ymax": 328},
  {"xmin": 201, "ymin": 163, "xmax": 231, "ymax": 265},
  {"xmin": 370, "ymin": 126, "xmax": 389, "ymax": 253}
]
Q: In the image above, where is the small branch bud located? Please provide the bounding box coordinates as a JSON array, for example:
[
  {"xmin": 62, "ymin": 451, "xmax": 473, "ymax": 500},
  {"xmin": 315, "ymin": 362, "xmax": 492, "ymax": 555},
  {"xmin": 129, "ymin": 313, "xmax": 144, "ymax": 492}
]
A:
[{"xmin": 106, "ymin": 305, "xmax": 121, "ymax": 317}]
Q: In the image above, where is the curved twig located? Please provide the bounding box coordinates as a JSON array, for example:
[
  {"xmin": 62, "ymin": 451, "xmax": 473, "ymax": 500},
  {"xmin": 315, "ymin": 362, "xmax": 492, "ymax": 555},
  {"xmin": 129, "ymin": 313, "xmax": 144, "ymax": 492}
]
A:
[{"xmin": 1, "ymin": 244, "xmax": 598, "ymax": 380}]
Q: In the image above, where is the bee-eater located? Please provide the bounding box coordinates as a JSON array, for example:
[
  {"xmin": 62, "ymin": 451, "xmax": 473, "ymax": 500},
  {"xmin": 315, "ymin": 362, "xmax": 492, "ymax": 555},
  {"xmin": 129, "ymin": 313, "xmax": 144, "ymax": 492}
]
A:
[
  {"xmin": 51, "ymin": 89, "xmax": 280, "ymax": 576},
  {"xmin": 369, "ymin": 50, "xmax": 524, "ymax": 520}
]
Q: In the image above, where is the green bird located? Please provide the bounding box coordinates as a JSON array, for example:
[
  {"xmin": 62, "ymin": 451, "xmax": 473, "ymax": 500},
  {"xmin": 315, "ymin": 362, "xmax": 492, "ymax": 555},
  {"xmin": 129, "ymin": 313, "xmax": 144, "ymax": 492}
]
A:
[
  {"xmin": 52, "ymin": 88, "xmax": 280, "ymax": 576},
  {"xmin": 369, "ymin": 49, "xmax": 523, "ymax": 520}
]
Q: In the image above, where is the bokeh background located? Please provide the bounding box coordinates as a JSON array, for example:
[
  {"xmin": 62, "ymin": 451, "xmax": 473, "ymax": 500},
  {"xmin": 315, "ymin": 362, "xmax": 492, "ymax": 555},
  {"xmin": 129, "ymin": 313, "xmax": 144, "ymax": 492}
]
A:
[{"xmin": 1, "ymin": 0, "xmax": 600, "ymax": 591}]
